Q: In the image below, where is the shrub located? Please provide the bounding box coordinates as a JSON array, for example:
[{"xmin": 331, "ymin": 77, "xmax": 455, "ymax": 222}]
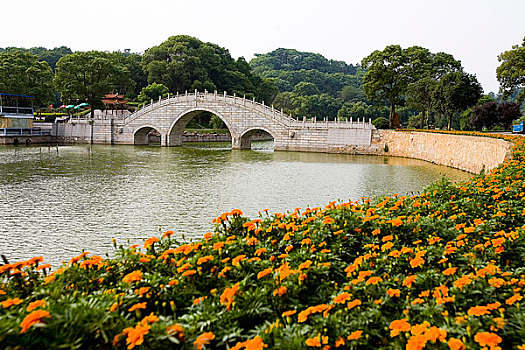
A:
[{"xmin": 372, "ymin": 117, "xmax": 389, "ymax": 129}]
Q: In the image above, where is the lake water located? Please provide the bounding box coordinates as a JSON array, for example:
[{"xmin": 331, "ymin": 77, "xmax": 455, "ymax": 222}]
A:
[{"xmin": 0, "ymin": 141, "xmax": 471, "ymax": 266}]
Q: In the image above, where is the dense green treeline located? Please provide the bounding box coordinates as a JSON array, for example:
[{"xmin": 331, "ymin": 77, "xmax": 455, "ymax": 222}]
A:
[{"xmin": 1, "ymin": 35, "xmax": 524, "ymax": 129}]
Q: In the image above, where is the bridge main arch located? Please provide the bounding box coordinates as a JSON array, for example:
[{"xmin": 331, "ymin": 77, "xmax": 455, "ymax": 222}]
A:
[{"xmin": 166, "ymin": 107, "xmax": 236, "ymax": 147}]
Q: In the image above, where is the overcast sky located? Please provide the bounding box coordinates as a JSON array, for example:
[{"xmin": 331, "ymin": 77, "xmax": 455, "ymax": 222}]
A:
[{"xmin": 1, "ymin": 0, "xmax": 524, "ymax": 93}]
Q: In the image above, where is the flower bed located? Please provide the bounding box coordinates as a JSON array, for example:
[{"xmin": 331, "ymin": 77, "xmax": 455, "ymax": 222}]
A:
[{"xmin": 2, "ymin": 132, "xmax": 525, "ymax": 349}]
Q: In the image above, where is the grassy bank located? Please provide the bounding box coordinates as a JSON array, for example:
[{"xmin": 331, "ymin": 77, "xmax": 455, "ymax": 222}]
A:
[{"xmin": 2, "ymin": 132, "xmax": 525, "ymax": 349}]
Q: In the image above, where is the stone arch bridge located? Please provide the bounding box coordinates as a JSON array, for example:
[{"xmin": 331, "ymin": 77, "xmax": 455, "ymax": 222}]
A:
[{"xmin": 56, "ymin": 91, "xmax": 376, "ymax": 152}]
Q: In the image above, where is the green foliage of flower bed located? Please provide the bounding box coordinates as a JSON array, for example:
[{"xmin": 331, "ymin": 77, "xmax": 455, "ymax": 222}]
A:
[{"xmin": 2, "ymin": 133, "xmax": 525, "ymax": 349}]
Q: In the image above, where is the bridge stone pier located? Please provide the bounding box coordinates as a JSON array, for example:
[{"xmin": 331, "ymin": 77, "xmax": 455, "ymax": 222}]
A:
[{"xmin": 54, "ymin": 91, "xmax": 376, "ymax": 152}]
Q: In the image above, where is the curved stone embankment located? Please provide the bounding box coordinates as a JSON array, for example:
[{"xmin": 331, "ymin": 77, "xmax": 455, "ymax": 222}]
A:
[{"xmin": 372, "ymin": 130, "xmax": 513, "ymax": 174}]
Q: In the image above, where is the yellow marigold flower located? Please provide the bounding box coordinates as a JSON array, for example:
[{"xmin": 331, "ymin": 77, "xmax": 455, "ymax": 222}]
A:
[
  {"xmin": 194, "ymin": 331, "xmax": 215, "ymax": 349},
  {"xmin": 26, "ymin": 300, "xmax": 46, "ymax": 312},
  {"xmin": 122, "ymin": 270, "xmax": 143, "ymax": 284},
  {"xmin": 20, "ymin": 309, "xmax": 50, "ymax": 334}
]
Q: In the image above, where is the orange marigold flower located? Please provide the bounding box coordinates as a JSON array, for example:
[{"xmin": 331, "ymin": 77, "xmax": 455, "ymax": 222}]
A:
[
  {"xmin": 122, "ymin": 270, "xmax": 143, "ymax": 284},
  {"xmin": 448, "ymin": 338, "xmax": 466, "ymax": 350},
  {"xmin": 166, "ymin": 322, "xmax": 184, "ymax": 334},
  {"xmin": 406, "ymin": 334, "xmax": 427, "ymax": 350},
  {"xmin": 162, "ymin": 230, "xmax": 174, "ymax": 238},
  {"xmin": 333, "ymin": 292, "xmax": 352, "ymax": 304},
  {"xmin": 20, "ymin": 309, "xmax": 50, "ymax": 334},
  {"xmin": 26, "ymin": 300, "xmax": 46, "ymax": 312},
  {"xmin": 366, "ymin": 276, "xmax": 383, "ymax": 285},
  {"xmin": 194, "ymin": 331, "xmax": 215, "ymax": 349},
  {"xmin": 388, "ymin": 217, "xmax": 403, "ymax": 226},
  {"xmin": 411, "ymin": 298, "xmax": 425, "ymax": 305},
  {"xmin": 181, "ymin": 269, "xmax": 197, "ymax": 277},
  {"xmin": 402, "ymin": 275, "xmax": 418, "ymax": 288},
  {"xmin": 243, "ymin": 336, "xmax": 267, "ymax": 350},
  {"xmin": 232, "ymin": 255, "xmax": 246, "ymax": 266},
  {"xmin": 213, "ymin": 241, "xmax": 225, "ymax": 250},
  {"xmin": 282, "ymin": 310, "xmax": 297, "ymax": 317},
  {"xmin": 220, "ymin": 283, "xmax": 240, "ymax": 310},
  {"xmin": 255, "ymin": 247, "xmax": 267, "ymax": 256},
  {"xmin": 443, "ymin": 267, "xmax": 457, "ymax": 276},
  {"xmin": 347, "ymin": 330, "xmax": 362, "ymax": 340},
  {"xmin": 1, "ymin": 298, "xmax": 23, "ymax": 308},
  {"xmin": 128, "ymin": 302, "xmax": 147, "ymax": 312},
  {"xmin": 257, "ymin": 268, "xmax": 273, "ymax": 280},
  {"xmin": 125, "ymin": 323, "xmax": 151, "ymax": 349},
  {"xmin": 390, "ymin": 319, "xmax": 411, "ymax": 337},
  {"xmin": 347, "ymin": 299, "xmax": 362, "ymax": 309},
  {"xmin": 140, "ymin": 312, "xmax": 159, "ymax": 326},
  {"xmin": 335, "ymin": 337, "xmax": 345, "ymax": 347},
  {"xmin": 453, "ymin": 275, "xmax": 472, "ymax": 290},
  {"xmin": 387, "ymin": 289, "xmax": 401, "ymax": 298},
  {"xmin": 474, "ymin": 332, "xmax": 502, "ymax": 348},
  {"xmin": 197, "ymin": 255, "xmax": 214, "ymax": 265},
  {"xmin": 144, "ymin": 237, "xmax": 159, "ymax": 249},
  {"xmin": 410, "ymin": 257, "xmax": 425, "ymax": 268},
  {"xmin": 468, "ymin": 305, "xmax": 490, "ymax": 316},
  {"xmin": 506, "ymin": 293, "xmax": 523, "ymax": 305},
  {"xmin": 273, "ymin": 286, "xmax": 287, "ymax": 297},
  {"xmin": 305, "ymin": 337, "xmax": 321, "ymax": 347}
]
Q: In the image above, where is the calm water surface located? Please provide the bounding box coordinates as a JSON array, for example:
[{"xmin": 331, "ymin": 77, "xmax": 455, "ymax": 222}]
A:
[{"xmin": 0, "ymin": 141, "xmax": 471, "ymax": 266}]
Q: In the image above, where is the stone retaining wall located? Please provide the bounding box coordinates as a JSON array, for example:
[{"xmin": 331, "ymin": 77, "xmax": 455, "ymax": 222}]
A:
[{"xmin": 367, "ymin": 130, "xmax": 513, "ymax": 174}]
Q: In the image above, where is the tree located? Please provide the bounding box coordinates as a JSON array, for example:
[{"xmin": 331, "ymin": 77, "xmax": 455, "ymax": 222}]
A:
[
  {"xmin": 498, "ymin": 102, "xmax": 522, "ymax": 129},
  {"xmin": 406, "ymin": 78, "xmax": 438, "ymax": 129},
  {"xmin": 292, "ymin": 82, "xmax": 320, "ymax": 96},
  {"xmin": 54, "ymin": 51, "xmax": 134, "ymax": 118},
  {"xmin": 138, "ymin": 83, "xmax": 169, "ymax": 103},
  {"xmin": 471, "ymin": 102, "xmax": 498, "ymax": 131},
  {"xmin": 142, "ymin": 35, "xmax": 274, "ymax": 102},
  {"xmin": 433, "ymin": 71, "xmax": 483, "ymax": 130},
  {"xmin": 405, "ymin": 51, "xmax": 461, "ymax": 128},
  {"xmin": 361, "ymin": 45, "xmax": 408, "ymax": 128},
  {"xmin": 0, "ymin": 51, "xmax": 54, "ymax": 106},
  {"xmin": 497, "ymin": 37, "xmax": 525, "ymax": 104}
]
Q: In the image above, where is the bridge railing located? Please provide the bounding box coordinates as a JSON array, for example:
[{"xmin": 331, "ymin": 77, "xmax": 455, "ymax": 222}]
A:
[{"xmin": 118, "ymin": 90, "xmax": 376, "ymax": 130}]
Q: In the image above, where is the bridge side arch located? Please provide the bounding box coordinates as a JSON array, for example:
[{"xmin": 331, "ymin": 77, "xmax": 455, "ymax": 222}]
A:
[
  {"xmin": 238, "ymin": 126, "xmax": 276, "ymax": 150},
  {"xmin": 167, "ymin": 107, "xmax": 236, "ymax": 147},
  {"xmin": 133, "ymin": 125, "xmax": 162, "ymax": 145}
]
